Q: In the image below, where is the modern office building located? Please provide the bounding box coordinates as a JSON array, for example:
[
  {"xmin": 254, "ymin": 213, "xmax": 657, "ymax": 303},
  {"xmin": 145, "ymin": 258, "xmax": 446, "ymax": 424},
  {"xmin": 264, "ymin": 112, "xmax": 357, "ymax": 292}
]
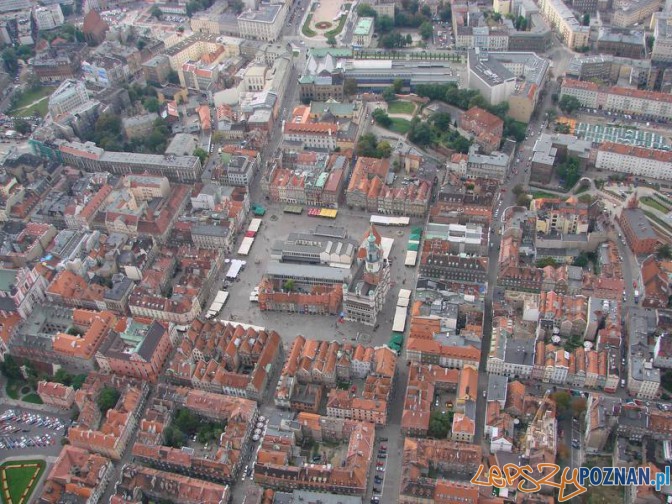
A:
[{"xmin": 48, "ymin": 79, "xmax": 89, "ymax": 117}]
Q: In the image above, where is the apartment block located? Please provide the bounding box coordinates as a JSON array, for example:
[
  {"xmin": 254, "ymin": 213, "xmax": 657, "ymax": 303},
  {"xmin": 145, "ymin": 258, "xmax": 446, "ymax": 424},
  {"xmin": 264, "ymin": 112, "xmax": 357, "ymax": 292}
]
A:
[
  {"xmin": 37, "ymin": 381, "xmax": 76, "ymax": 409},
  {"xmin": 400, "ymin": 437, "xmax": 480, "ymax": 503},
  {"xmin": 254, "ymin": 412, "xmax": 374, "ymax": 494},
  {"xmin": 619, "ymin": 207, "xmax": 659, "ymax": 255},
  {"xmin": 560, "ymin": 78, "xmax": 672, "ymax": 120},
  {"xmin": 69, "ymin": 375, "xmax": 149, "ymax": 460},
  {"xmin": 538, "ymin": 0, "xmax": 590, "ymax": 49},
  {"xmin": 612, "ymin": 0, "xmax": 661, "ymax": 27},
  {"xmin": 9, "ymin": 308, "xmax": 117, "ymax": 373},
  {"xmin": 40, "ymin": 446, "xmax": 113, "ymax": 504},
  {"xmin": 53, "ymin": 140, "xmax": 203, "ymax": 183},
  {"xmin": 48, "ymin": 79, "xmax": 90, "ymax": 117},
  {"xmin": 459, "ymin": 106, "xmax": 504, "ymax": 153},
  {"xmin": 96, "ymin": 319, "xmax": 174, "ymax": 383},
  {"xmin": 276, "ymin": 336, "xmax": 396, "ymax": 425},
  {"xmin": 596, "ymin": 142, "xmax": 672, "ymax": 181},
  {"xmin": 132, "ymin": 384, "xmax": 257, "ymax": 483},
  {"xmin": 112, "ymin": 465, "xmax": 230, "ymax": 504},
  {"xmin": 166, "ymin": 319, "xmax": 282, "ymax": 401}
]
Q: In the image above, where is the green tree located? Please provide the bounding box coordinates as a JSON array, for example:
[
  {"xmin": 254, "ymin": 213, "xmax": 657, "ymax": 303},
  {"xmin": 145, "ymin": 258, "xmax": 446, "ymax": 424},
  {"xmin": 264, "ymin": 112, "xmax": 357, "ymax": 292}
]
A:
[
  {"xmin": 556, "ymin": 156, "xmax": 581, "ymax": 190},
  {"xmin": 137, "ymin": 38, "xmax": 146, "ymax": 50},
  {"xmin": 559, "ymin": 95, "xmax": 581, "ymax": 114},
  {"xmin": 150, "ymin": 6, "xmax": 163, "ymax": 18},
  {"xmin": 163, "ymin": 426, "xmax": 186, "ymax": 448},
  {"xmin": 356, "ymin": 3, "xmax": 377, "ymax": 17},
  {"xmin": 430, "ymin": 112, "xmax": 451, "ymax": 131},
  {"xmin": 372, "ymin": 108, "xmax": 392, "ymax": 127},
  {"xmin": 581, "ymin": 13, "xmax": 590, "ymax": 26},
  {"xmin": 380, "ymin": 33, "xmax": 395, "ymax": 49},
  {"xmin": 428, "ymin": 410, "xmax": 452, "ymax": 438},
  {"xmin": 551, "ymin": 391, "xmax": 571, "ymax": 418},
  {"xmin": 382, "ymin": 86, "xmax": 396, "ymax": 102},
  {"xmin": 512, "ymin": 184, "xmax": 525, "ymax": 196},
  {"xmin": 407, "ymin": 118, "xmax": 433, "ymax": 145},
  {"xmin": 503, "ymin": 118, "xmax": 526, "ymax": 142},
  {"xmin": 167, "ymin": 70, "xmax": 180, "ymax": 85},
  {"xmin": 174, "ymin": 408, "xmax": 199, "ymax": 435},
  {"xmin": 657, "ymin": 243, "xmax": 672, "ymax": 260},
  {"xmin": 13, "ymin": 118, "xmax": 31, "ymax": 135},
  {"xmin": 283, "ymin": 279, "xmax": 295, "ymax": 291},
  {"xmin": 1, "ymin": 48, "xmax": 18, "ymax": 74},
  {"xmin": 343, "ymin": 78, "xmax": 358, "ymax": 96},
  {"xmin": 193, "ymin": 147, "xmax": 208, "ymax": 164},
  {"xmin": 326, "ymin": 34, "xmax": 337, "ymax": 47},
  {"xmin": 143, "ymin": 97, "xmax": 160, "ymax": 113},
  {"xmin": 419, "ymin": 21, "xmax": 433, "ymax": 40},
  {"xmin": 439, "ymin": 2, "xmax": 451, "ymax": 21},
  {"xmin": 492, "ymin": 12, "xmax": 502, "ymax": 21},
  {"xmin": 517, "ymin": 193, "xmax": 530, "ymax": 207},
  {"xmin": 536, "ymin": 257, "xmax": 558, "ymax": 268},
  {"xmin": 0, "ymin": 355, "xmax": 21, "ymax": 379},
  {"xmin": 377, "ymin": 140, "xmax": 392, "ymax": 158},
  {"xmin": 571, "ymin": 397, "xmax": 587, "ymax": 418},
  {"xmin": 95, "ymin": 113, "xmax": 122, "ymax": 138},
  {"xmin": 421, "ymin": 4, "xmax": 431, "ymax": 17},
  {"xmin": 572, "ymin": 254, "xmax": 588, "ymax": 268},
  {"xmin": 97, "ymin": 387, "xmax": 121, "ymax": 414},
  {"xmin": 392, "ymin": 78, "xmax": 404, "ymax": 94},
  {"xmin": 646, "ymin": 35, "xmax": 655, "ymax": 52},
  {"xmin": 357, "ymin": 133, "xmax": 380, "ymax": 157},
  {"xmin": 16, "ymin": 45, "xmax": 33, "ymax": 63},
  {"xmin": 376, "ymin": 15, "xmax": 394, "ymax": 33}
]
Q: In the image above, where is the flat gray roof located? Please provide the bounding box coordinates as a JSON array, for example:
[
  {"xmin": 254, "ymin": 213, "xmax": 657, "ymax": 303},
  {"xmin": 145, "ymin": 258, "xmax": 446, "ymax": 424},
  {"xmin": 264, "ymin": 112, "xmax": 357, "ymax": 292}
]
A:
[
  {"xmin": 266, "ymin": 261, "xmax": 349, "ymax": 282},
  {"xmin": 238, "ymin": 4, "xmax": 282, "ymax": 23}
]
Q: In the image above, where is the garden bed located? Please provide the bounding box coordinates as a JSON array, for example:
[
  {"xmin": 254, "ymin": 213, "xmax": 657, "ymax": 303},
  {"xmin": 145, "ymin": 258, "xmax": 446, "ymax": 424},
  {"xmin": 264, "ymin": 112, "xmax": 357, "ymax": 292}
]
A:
[{"xmin": 0, "ymin": 460, "xmax": 45, "ymax": 504}]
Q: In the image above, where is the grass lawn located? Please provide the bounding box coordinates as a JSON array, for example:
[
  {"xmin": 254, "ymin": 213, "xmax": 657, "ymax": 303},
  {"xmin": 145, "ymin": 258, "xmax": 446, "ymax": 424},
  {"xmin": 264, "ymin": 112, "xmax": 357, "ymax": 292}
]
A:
[
  {"xmin": 21, "ymin": 393, "xmax": 43, "ymax": 405},
  {"xmin": 302, "ymin": 14, "xmax": 316, "ymax": 37},
  {"xmin": 388, "ymin": 118, "xmax": 411, "ymax": 134},
  {"xmin": 325, "ymin": 14, "xmax": 347, "ymax": 36},
  {"xmin": 641, "ymin": 196, "xmax": 670, "ymax": 213},
  {"xmin": 1, "ymin": 460, "xmax": 45, "ymax": 504},
  {"xmin": 5, "ymin": 380, "xmax": 19, "ymax": 400},
  {"xmin": 14, "ymin": 99, "xmax": 48, "ymax": 118},
  {"xmin": 532, "ymin": 191, "xmax": 564, "ymax": 199},
  {"xmin": 7, "ymin": 86, "xmax": 54, "ymax": 117},
  {"xmin": 387, "ymin": 101, "xmax": 415, "ymax": 115}
]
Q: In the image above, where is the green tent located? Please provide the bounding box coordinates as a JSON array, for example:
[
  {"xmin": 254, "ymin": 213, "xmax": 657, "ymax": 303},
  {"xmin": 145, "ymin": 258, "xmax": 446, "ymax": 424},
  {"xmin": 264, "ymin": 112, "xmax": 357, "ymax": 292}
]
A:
[{"xmin": 407, "ymin": 243, "xmax": 419, "ymax": 252}]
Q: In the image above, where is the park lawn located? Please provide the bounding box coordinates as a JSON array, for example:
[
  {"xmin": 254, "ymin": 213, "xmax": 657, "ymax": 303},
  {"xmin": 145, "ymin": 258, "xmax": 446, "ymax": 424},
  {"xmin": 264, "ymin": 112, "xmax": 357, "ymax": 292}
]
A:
[
  {"xmin": 302, "ymin": 14, "xmax": 316, "ymax": 37},
  {"xmin": 7, "ymin": 86, "xmax": 54, "ymax": 116},
  {"xmin": 387, "ymin": 101, "xmax": 415, "ymax": 115},
  {"xmin": 13, "ymin": 99, "xmax": 48, "ymax": 118},
  {"xmin": 5, "ymin": 380, "xmax": 19, "ymax": 400},
  {"xmin": 1, "ymin": 460, "xmax": 45, "ymax": 504},
  {"xmin": 532, "ymin": 191, "xmax": 564, "ymax": 199},
  {"xmin": 388, "ymin": 118, "xmax": 411, "ymax": 134},
  {"xmin": 21, "ymin": 393, "xmax": 43, "ymax": 405},
  {"xmin": 641, "ymin": 196, "xmax": 670, "ymax": 213},
  {"xmin": 325, "ymin": 14, "xmax": 347, "ymax": 36}
]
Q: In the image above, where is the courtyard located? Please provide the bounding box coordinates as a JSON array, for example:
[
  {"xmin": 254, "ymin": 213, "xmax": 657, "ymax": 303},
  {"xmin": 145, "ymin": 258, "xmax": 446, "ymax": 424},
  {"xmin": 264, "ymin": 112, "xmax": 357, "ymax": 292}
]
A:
[{"xmin": 302, "ymin": 0, "xmax": 350, "ymax": 37}]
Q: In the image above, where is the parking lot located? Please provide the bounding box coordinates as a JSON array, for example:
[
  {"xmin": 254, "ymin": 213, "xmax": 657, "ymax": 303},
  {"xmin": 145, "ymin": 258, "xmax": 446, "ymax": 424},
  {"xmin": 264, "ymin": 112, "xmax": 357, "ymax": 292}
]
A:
[
  {"xmin": 217, "ymin": 204, "xmax": 423, "ymax": 350},
  {"xmin": 0, "ymin": 406, "xmax": 69, "ymax": 459}
]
